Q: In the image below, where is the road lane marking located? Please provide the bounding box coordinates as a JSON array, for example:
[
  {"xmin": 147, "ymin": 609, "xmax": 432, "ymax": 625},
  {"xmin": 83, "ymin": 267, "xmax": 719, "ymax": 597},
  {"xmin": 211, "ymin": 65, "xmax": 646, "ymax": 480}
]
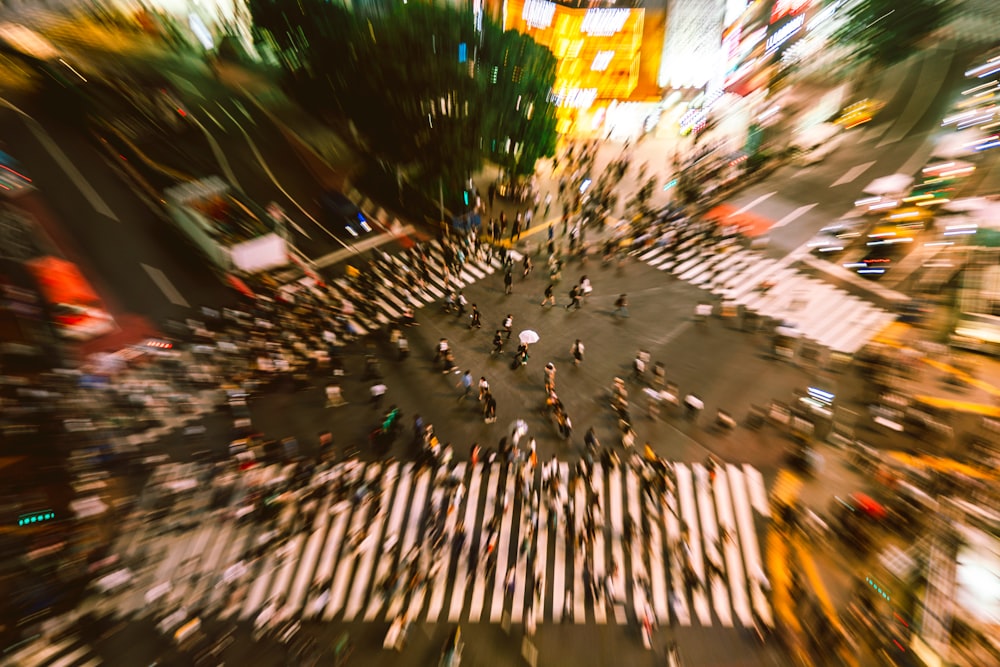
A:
[
  {"xmin": 232, "ymin": 98, "xmax": 256, "ymax": 125},
  {"xmin": 0, "ymin": 96, "xmax": 119, "ymax": 221},
  {"xmin": 830, "ymin": 160, "xmax": 876, "ymax": 187},
  {"xmin": 198, "ymin": 105, "xmax": 225, "ymax": 131},
  {"xmin": 141, "ymin": 263, "xmax": 189, "ymax": 307},
  {"xmin": 727, "ymin": 191, "xmax": 776, "ymax": 217},
  {"xmin": 771, "ymin": 203, "xmax": 817, "ymax": 229},
  {"xmin": 189, "ymin": 113, "xmax": 240, "ymax": 190},
  {"xmin": 219, "ymin": 105, "xmax": 338, "ymax": 245}
]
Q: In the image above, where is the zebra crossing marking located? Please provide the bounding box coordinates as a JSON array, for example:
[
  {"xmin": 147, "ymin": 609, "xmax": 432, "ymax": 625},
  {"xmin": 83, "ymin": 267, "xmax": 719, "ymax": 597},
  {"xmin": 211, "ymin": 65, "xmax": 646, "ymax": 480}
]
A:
[
  {"xmin": 113, "ymin": 459, "xmax": 773, "ymax": 631},
  {"xmin": 695, "ymin": 463, "xmax": 732, "ymax": 627},
  {"xmin": 636, "ymin": 226, "xmax": 896, "ymax": 355}
]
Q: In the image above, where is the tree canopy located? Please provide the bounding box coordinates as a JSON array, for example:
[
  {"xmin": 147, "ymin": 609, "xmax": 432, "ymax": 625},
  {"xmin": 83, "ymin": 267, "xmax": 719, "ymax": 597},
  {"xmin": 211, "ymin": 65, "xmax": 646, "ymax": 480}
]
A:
[
  {"xmin": 830, "ymin": 0, "xmax": 954, "ymax": 69},
  {"xmin": 249, "ymin": 0, "xmax": 557, "ymax": 200}
]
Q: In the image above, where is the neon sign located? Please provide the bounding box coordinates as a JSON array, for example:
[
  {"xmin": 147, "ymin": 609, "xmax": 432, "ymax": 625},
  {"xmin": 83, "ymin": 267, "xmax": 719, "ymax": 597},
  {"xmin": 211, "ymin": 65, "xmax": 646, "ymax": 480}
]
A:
[
  {"xmin": 765, "ymin": 14, "xmax": 804, "ymax": 55},
  {"xmin": 581, "ymin": 8, "xmax": 631, "ymax": 36},
  {"xmin": 522, "ymin": 0, "xmax": 556, "ymax": 30}
]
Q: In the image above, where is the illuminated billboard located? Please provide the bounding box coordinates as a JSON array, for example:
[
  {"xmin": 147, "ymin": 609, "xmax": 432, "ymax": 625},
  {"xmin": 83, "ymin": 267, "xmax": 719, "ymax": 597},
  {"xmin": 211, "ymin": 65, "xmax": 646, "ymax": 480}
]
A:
[
  {"xmin": 659, "ymin": 0, "xmax": 726, "ymax": 89},
  {"xmin": 504, "ymin": 0, "xmax": 645, "ymax": 132}
]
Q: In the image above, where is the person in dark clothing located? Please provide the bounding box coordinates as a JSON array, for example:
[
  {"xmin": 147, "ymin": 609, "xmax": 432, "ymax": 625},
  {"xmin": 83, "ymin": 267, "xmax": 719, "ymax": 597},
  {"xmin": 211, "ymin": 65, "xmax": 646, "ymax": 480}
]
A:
[{"xmin": 504, "ymin": 270, "xmax": 513, "ymax": 295}]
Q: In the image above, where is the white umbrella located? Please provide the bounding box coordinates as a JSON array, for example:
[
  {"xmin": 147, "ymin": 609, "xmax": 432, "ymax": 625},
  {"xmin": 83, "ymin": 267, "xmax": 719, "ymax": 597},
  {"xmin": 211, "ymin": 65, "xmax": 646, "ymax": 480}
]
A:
[
  {"xmin": 518, "ymin": 330, "xmax": 540, "ymax": 345},
  {"xmin": 864, "ymin": 174, "xmax": 914, "ymax": 196}
]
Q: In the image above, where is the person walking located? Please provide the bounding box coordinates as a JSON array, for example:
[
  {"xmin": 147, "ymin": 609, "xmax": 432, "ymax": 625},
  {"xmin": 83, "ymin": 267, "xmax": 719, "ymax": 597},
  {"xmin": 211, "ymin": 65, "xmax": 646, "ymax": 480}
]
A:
[
  {"xmin": 614, "ymin": 294, "xmax": 629, "ymax": 318},
  {"xmin": 566, "ymin": 284, "xmax": 582, "ymax": 310},
  {"xmin": 469, "ymin": 304, "xmax": 482, "ymax": 329},
  {"xmin": 544, "ymin": 362, "xmax": 556, "ymax": 394},
  {"xmin": 511, "ymin": 214, "xmax": 521, "ymax": 242},
  {"xmin": 455, "ymin": 291, "xmax": 468, "ymax": 317},
  {"xmin": 502, "ymin": 314, "xmax": 513, "ymax": 340},
  {"xmin": 397, "ymin": 333, "xmax": 409, "ymax": 360},
  {"xmin": 540, "ymin": 283, "xmax": 556, "ymax": 307},
  {"xmin": 370, "ymin": 382, "xmax": 387, "ymax": 410},
  {"xmin": 483, "ymin": 392, "xmax": 497, "ymax": 423},
  {"xmin": 457, "ymin": 370, "xmax": 473, "ymax": 402},
  {"xmin": 544, "ymin": 192, "xmax": 552, "ymax": 217},
  {"xmin": 504, "ymin": 269, "xmax": 513, "ymax": 295},
  {"xmin": 571, "ymin": 339, "xmax": 584, "ymax": 366},
  {"xmin": 492, "ymin": 329, "xmax": 505, "ymax": 355},
  {"xmin": 522, "ymin": 255, "xmax": 533, "ymax": 279}
]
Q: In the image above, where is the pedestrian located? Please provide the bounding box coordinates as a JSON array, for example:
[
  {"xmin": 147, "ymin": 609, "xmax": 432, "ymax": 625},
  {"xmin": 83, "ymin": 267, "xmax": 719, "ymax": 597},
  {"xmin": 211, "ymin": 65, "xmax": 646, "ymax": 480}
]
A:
[
  {"xmin": 579, "ymin": 275, "xmax": 592, "ymax": 297},
  {"xmin": 571, "ymin": 339, "xmax": 584, "ymax": 366},
  {"xmin": 614, "ymin": 293, "xmax": 629, "ymax": 318},
  {"xmin": 540, "ymin": 283, "xmax": 556, "ymax": 307},
  {"xmin": 566, "ymin": 285, "xmax": 581, "ymax": 310},
  {"xmin": 632, "ymin": 351, "xmax": 647, "ymax": 384},
  {"xmin": 456, "ymin": 370, "xmax": 473, "ymax": 402},
  {"xmin": 492, "ymin": 329, "xmax": 505, "ymax": 355},
  {"xmin": 524, "ymin": 208, "xmax": 533, "ymax": 232},
  {"xmin": 483, "ymin": 392, "xmax": 497, "ymax": 423},
  {"xmin": 652, "ymin": 361, "xmax": 665, "ymax": 388},
  {"xmin": 478, "ymin": 376, "xmax": 490, "ymax": 401},
  {"xmin": 504, "ymin": 269, "xmax": 513, "ymax": 295},
  {"xmin": 503, "ymin": 314, "xmax": 513, "ymax": 340},
  {"xmin": 455, "ymin": 291, "xmax": 468, "ymax": 317},
  {"xmin": 469, "ymin": 304, "xmax": 482, "ymax": 329},
  {"xmin": 511, "ymin": 215, "xmax": 521, "ymax": 242},
  {"xmin": 544, "ymin": 192, "xmax": 552, "ymax": 217},
  {"xmin": 370, "ymin": 382, "xmax": 387, "ymax": 410},
  {"xmin": 544, "ymin": 362, "xmax": 556, "ymax": 394},
  {"xmin": 396, "ymin": 332, "xmax": 409, "ymax": 361},
  {"xmin": 325, "ymin": 383, "xmax": 347, "ymax": 407},
  {"xmin": 522, "ymin": 255, "xmax": 533, "ymax": 279},
  {"xmin": 470, "ymin": 443, "xmax": 480, "ymax": 465},
  {"xmin": 435, "ymin": 338, "xmax": 450, "ymax": 364}
]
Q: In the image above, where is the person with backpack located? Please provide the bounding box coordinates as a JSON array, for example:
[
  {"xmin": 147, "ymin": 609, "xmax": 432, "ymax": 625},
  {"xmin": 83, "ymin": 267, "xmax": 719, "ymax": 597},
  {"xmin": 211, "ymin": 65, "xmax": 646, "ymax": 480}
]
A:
[{"xmin": 566, "ymin": 285, "xmax": 582, "ymax": 310}]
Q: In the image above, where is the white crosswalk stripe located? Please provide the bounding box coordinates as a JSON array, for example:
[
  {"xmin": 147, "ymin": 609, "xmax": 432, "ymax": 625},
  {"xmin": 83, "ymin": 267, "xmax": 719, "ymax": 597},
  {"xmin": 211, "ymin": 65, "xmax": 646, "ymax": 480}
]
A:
[
  {"xmin": 5, "ymin": 634, "xmax": 102, "ymax": 667},
  {"xmin": 297, "ymin": 243, "xmax": 518, "ymax": 338},
  {"xmin": 633, "ymin": 228, "xmax": 895, "ymax": 355},
  {"xmin": 110, "ymin": 458, "xmax": 771, "ymax": 630}
]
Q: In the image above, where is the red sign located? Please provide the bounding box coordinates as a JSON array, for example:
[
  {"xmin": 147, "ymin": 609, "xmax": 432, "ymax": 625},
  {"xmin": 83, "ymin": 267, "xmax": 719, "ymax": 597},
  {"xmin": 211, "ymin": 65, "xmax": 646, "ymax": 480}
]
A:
[{"xmin": 769, "ymin": 0, "xmax": 810, "ymax": 24}]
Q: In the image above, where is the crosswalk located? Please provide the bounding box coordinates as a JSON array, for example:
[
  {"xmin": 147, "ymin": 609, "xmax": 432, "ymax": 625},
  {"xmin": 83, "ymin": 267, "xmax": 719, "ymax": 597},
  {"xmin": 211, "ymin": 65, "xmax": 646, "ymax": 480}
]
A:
[
  {"xmin": 3, "ymin": 634, "xmax": 102, "ymax": 667},
  {"xmin": 108, "ymin": 457, "xmax": 773, "ymax": 632},
  {"xmin": 285, "ymin": 240, "xmax": 522, "ymax": 337},
  {"xmin": 634, "ymin": 229, "xmax": 896, "ymax": 355}
]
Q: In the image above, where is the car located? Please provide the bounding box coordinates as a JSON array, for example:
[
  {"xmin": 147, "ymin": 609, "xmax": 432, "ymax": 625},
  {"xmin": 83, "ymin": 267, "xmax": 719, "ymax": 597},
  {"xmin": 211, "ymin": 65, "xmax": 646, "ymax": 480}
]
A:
[
  {"xmin": 845, "ymin": 241, "xmax": 904, "ymax": 280},
  {"xmin": 319, "ymin": 189, "xmax": 372, "ymax": 238},
  {"xmin": 834, "ymin": 99, "xmax": 885, "ymax": 130},
  {"xmin": 439, "ymin": 626, "xmax": 463, "ymax": 667},
  {"xmin": 806, "ymin": 221, "xmax": 863, "ymax": 256}
]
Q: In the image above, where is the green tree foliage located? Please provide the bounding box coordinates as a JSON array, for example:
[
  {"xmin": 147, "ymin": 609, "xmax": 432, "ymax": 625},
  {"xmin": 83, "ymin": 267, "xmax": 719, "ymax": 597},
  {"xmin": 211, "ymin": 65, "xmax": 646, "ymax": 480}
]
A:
[
  {"xmin": 831, "ymin": 0, "xmax": 954, "ymax": 69},
  {"xmin": 249, "ymin": 0, "xmax": 557, "ymax": 195}
]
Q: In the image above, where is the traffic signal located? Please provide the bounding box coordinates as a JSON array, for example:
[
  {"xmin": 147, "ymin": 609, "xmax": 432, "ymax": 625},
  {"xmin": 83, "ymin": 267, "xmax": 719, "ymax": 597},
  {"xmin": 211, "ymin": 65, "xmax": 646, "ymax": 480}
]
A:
[{"xmin": 18, "ymin": 511, "xmax": 55, "ymax": 526}]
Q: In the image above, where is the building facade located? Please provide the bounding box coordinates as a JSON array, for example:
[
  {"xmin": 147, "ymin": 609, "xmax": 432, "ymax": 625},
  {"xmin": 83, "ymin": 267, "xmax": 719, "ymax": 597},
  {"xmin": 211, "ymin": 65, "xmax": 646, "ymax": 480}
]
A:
[{"xmin": 503, "ymin": 0, "xmax": 646, "ymax": 134}]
